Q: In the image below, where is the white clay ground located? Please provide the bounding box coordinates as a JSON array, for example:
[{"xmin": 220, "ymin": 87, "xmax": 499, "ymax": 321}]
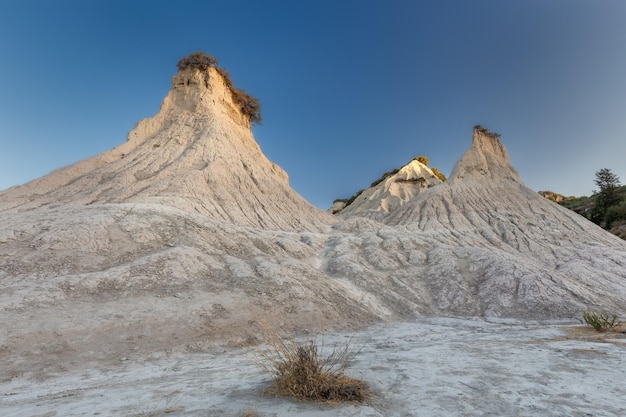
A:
[{"xmin": 2, "ymin": 317, "xmax": 625, "ymax": 417}]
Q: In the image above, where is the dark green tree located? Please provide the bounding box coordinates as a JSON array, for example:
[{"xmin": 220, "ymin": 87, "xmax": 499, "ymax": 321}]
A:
[
  {"xmin": 590, "ymin": 168, "xmax": 621, "ymax": 226},
  {"xmin": 605, "ymin": 201, "xmax": 626, "ymax": 229}
]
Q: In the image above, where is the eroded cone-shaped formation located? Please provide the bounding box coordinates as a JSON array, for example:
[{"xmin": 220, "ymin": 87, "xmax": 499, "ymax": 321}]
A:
[
  {"xmin": 327, "ymin": 126, "xmax": 626, "ymax": 317},
  {"xmin": 0, "ymin": 66, "xmax": 333, "ymax": 231},
  {"xmin": 0, "ymin": 63, "xmax": 355, "ymax": 374},
  {"xmin": 1, "ymin": 57, "xmax": 625, "ymax": 380}
]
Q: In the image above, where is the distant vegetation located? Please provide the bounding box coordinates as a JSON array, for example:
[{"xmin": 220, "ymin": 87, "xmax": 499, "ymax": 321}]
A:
[
  {"xmin": 177, "ymin": 52, "xmax": 262, "ymax": 125},
  {"xmin": 538, "ymin": 191, "xmax": 571, "ymax": 203},
  {"xmin": 473, "ymin": 124, "xmax": 501, "ymax": 138},
  {"xmin": 332, "ymin": 168, "xmax": 403, "ymax": 210},
  {"xmin": 431, "ymin": 167, "xmax": 446, "ymax": 182},
  {"xmin": 544, "ymin": 168, "xmax": 626, "ymax": 240},
  {"xmin": 590, "ymin": 168, "xmax": 623, "ymax": 227},
  {"xmin": 412, "ymin": 155, "xmax": 446, "ymax": 181},
  {"xmin": 370, "ymin": 168, "xmax": 400, "ymax": 188}
]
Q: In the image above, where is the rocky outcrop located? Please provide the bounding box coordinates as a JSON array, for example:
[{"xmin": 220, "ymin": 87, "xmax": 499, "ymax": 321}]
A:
[{"xmin": 447, "ymin": 126, "xmax": 520, "ymax": 183}]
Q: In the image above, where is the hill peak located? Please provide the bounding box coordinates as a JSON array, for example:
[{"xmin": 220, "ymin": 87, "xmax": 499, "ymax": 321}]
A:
[
  {"xmin": 449, "ymin": 125, "xmax": 521, "ymax": 184},
  {"xmin": 169, "ymin": 51, "xmax": 261, "ymax": 127}
]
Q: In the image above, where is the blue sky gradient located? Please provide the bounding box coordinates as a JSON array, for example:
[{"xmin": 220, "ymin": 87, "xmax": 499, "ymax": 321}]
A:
[{"xmin": 1, "ymin": 0, "xmax": 625, "ymax": 209}]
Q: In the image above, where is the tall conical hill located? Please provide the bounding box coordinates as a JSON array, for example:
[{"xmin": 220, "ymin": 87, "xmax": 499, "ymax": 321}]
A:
[{"xmin": 0, "ymin": 65, "xmax": 333, "ymax": 231}]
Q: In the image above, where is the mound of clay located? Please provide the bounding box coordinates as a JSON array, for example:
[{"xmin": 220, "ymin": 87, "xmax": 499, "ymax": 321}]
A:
[{"xmin": 1, "ymin": 63, "xmax": 625, "ymax": 378}]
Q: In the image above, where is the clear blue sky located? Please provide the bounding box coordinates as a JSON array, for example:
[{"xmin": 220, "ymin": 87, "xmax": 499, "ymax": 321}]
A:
[{"xmin": 1, "ymin": 0, "xmax": 625, "ymax": 209}]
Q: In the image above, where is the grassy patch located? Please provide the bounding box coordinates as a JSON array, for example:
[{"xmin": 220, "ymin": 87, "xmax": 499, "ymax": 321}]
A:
[{"xmin": 582, "ymin": 311, "xmax": 621, "ymax": 331}]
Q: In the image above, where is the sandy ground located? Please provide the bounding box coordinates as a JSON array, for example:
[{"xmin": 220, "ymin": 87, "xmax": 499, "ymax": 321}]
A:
[{"xmin": 1, "ymin": 317, "xmax": 625, "ymax": 417}]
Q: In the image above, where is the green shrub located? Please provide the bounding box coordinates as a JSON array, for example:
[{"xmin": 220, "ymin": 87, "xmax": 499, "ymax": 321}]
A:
[
  {"xmin": 582, "ymin": 311, "xmax": 620, "ymax": 331},
  {"xmin": 604, "ymin": 200, "xmax": 626, "ymax": 229}
]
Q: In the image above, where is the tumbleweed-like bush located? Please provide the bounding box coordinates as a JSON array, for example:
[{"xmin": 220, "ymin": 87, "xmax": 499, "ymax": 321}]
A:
[{"xmin": 255, "ymin": 323, "xmax": 370, "ymax": 403}]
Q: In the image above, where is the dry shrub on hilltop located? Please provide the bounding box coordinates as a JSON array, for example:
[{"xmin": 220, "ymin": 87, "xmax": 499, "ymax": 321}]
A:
[{"xmin": 177, "ymin": 52, "xmax": 262, "ymax": 125}]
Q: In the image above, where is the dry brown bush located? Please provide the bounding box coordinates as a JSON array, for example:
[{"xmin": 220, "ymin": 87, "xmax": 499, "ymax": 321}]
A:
[{"xmin": 255, "ymin": 322, "xmax": 370, "ymax": 403}]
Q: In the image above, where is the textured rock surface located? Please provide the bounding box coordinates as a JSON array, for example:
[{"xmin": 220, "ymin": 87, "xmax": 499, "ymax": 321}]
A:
[
  {"xmin": 4, "ymin": 319, "xmax": 626, "ymax": 416},
  {"xmin": 1, "ymin": 67, "xmax": 625, "ymax": 380}
]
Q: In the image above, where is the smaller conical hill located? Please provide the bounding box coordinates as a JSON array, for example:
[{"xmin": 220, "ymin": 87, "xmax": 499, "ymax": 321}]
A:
[{"xmin": 331, "ymin": 158, "xmax": 443, "ymax": 219}]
